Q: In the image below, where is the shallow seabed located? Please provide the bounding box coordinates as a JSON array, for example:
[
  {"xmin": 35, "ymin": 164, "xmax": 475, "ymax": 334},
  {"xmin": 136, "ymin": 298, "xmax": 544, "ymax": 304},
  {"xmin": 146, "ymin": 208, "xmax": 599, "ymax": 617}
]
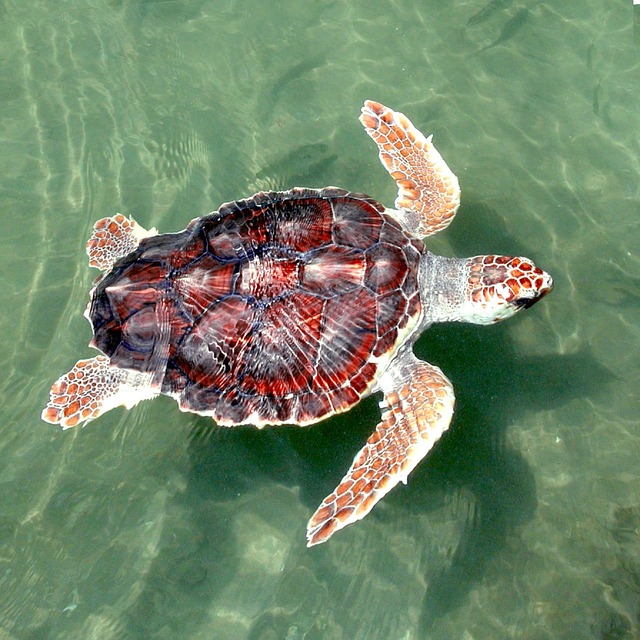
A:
[{"xmin": 1, "ymin": 0, "xmax": 639, "ymax": 638}]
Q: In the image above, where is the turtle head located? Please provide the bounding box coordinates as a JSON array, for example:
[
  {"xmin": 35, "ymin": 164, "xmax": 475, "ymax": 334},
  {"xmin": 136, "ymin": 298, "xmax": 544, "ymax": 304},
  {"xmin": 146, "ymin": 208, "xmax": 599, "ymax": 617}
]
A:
[
  {"xmin": 421, "ymin": 253, "xmax": 553, "ymax": 325},
  {"xmin": 461, "ymin": 254, "xmax": 553, "ymax": 324}
]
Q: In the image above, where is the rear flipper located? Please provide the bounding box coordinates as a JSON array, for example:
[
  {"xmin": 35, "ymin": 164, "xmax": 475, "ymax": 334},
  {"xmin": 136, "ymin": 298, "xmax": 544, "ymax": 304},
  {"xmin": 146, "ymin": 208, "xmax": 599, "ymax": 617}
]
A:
[
  {"xmin": 41, "ymin": 356, "xmax": 158, "ymax": 429},
  {"xmin": 86, "ymin": 214, "xmax": 156, "ymax": 272}
]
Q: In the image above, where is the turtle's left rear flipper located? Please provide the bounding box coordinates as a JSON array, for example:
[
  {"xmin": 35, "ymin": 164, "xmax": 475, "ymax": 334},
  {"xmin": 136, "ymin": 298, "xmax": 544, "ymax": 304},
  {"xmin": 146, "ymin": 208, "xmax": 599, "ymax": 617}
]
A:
[{"xmin": 86, "ymin": 214, "xmax": 156, "ymax": 272}]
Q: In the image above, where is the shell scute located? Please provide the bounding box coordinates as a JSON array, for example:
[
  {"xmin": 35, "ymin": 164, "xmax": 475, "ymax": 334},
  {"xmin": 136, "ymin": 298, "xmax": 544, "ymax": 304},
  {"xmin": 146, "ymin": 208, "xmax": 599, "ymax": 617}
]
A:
[
  {"xmin": 166, "ymin": 231, "xmax": 208, "ymax": 269},
  {"xmin": 373, "ymin": 328, "xmax": 399, "ymax": 358},
  {"xmin": 313, "ymin": 289, "xmax": 377, "ymax": 390},
  {"xmin": 364, "ymin": 243, "xmax": 408, "ymax": 293},
  {"xmin": 238, "ymin": 293, "xmax": 323, "ymax": 397},
  {"xmin": 184, "ymin": 295, "xmax": 254, "ymax": 384},
  {"xmin": 332, "ymin": 198, "xmax": 383, "ymax": 249},
  {"xmin": 294, "ymin": 392, "xmax": 333, "ymax": 422},
  {"xmin": 406, "ymin": 292, "xmax": 421, "ymax": 318},
  {"xmin": 375, "ymin": 290, "xmax": 408, "ymax": 337},
  {"xmin": 237, "ymin": 251, "xmax": 300, "ymax": 299},
  {"xmin": 174, "ymin": 255, "xmax": 236, "ymax": 318},
  {"xmin": 207, "ymin": 227, "xmax": 251, "ymax": 261},
  {"xmin": 121, "ymin": 306, "xmax": 158, "ymax": 352},
  {"xmin": 301, "ymin": 245, "xmax": 365, "ymax": 296},
  {"xmin": 346, "ymin": 361, "xmax": 378, "ymax": 395},
  {"xmin": 272, "ymin": 197, "xmax": 334, "ymax": 251}
]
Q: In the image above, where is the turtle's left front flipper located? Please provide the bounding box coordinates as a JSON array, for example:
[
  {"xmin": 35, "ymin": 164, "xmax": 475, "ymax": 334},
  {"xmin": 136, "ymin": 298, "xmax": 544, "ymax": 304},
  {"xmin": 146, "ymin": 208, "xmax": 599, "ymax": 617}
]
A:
[
  {"xmin": 306, "ymin": 351, "xmax": 455, "ymax": 546},
  {"xmin": 359, "ymin": 100, "xmax": 460, "ymax": 238}
]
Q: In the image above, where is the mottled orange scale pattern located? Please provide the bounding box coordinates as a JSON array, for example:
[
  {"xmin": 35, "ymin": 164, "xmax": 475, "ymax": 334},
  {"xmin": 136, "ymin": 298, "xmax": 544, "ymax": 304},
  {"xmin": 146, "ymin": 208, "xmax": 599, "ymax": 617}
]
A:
[
  {"xmin": 360, "ymin": 100, "xmax": 460, "ymax": 238},
  {"xmin": 467, "ymin": 254, "xmax": 546, "ymax": 303},
  {"xmin": 307, "ymin": 357, "xmax": 454, "ymax": 546},
  {"xmin": 86, "ymin": 215, "xmax": 144, "ymax": 271},
  {"xmin": 41, "ymin": 356, "xmax": 125, "ymax": 429}
]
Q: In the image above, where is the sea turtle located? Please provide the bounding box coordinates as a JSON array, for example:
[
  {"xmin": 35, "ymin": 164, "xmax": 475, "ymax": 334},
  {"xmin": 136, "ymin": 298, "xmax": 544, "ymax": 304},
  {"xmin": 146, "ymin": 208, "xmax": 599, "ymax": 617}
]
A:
[{"xmin": 42, "ymin": 101, "xmax": 553, "ymax": 546}]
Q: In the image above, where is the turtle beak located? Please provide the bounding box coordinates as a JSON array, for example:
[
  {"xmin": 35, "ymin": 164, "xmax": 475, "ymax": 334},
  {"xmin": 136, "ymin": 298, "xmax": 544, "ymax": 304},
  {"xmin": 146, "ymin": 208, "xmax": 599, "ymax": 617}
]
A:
[{"xmin": 513, "ymin": 271, "xmax": 554, "ymax": 309}]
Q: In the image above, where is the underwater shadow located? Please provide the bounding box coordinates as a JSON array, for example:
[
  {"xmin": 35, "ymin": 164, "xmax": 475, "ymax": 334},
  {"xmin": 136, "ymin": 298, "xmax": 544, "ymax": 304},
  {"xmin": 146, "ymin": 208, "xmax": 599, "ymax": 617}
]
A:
[
  {"xmin": 414, "ymin": 322, "xmax": 611, "ymax": 631},
  {"xmin": 171, "ymin": 308, "xmax": 610, "ymax": 636},
  {"xmin": 111, "ymin": 475, "xmax": 240, "ymax": 639}
]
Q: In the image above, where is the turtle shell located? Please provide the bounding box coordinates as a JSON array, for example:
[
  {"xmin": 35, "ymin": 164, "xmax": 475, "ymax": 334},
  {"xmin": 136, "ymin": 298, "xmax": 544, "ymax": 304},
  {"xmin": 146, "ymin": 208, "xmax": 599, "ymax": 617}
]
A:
[{"xmin": 89, "ymin": 188, "xmax": 424, "ymax": 426}]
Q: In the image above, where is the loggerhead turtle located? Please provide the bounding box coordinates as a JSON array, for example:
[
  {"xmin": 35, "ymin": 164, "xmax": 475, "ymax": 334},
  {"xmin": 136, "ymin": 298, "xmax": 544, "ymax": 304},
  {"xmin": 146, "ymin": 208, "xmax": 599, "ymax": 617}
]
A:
[{"xmin": 42, "ymin": 101, "xmax": 553, "ymax": 546}]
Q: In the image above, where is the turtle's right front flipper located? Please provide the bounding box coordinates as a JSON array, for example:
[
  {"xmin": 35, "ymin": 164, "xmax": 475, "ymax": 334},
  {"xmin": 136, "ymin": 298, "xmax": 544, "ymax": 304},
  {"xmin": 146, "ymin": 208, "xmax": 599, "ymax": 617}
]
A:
[{"xmin": 306, "ymin": 351, "xmax": 455, "ymax": 546}]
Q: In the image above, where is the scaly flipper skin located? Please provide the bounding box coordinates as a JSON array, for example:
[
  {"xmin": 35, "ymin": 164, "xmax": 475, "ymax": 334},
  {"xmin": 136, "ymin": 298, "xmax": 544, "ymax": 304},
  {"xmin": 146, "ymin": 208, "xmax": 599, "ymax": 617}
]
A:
[
  {"xmin": 42, "ymin": 298, "xmax": 172, "ymax": 428},
  {"xmin": 359, "ymin": 100, "xmax": 461, "ymax": 238},
  {"xmin": 86, "ymin": 214, "xmax": 156, "ymax": 272},
  {"xmin": 306, "ymin": 351, "xmax": 455, "ymax": 546},
  {"xmin": 41, "ymin": 356, "xmax": 158, "ymax": 429}
]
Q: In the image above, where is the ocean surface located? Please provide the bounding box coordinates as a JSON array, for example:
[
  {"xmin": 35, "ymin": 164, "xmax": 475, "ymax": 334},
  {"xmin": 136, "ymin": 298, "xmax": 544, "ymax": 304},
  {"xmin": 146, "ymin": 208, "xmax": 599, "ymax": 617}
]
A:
[{"xmin": 1, "ymin": 0, "xmax": 639, "ymax": 638}]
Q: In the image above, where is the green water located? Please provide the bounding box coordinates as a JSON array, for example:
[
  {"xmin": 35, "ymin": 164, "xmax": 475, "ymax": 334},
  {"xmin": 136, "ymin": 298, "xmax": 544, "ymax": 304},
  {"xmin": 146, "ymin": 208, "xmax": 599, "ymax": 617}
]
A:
[{"xmin": 1, "ymin": 0, "xmax": 639, "ymax": 638}]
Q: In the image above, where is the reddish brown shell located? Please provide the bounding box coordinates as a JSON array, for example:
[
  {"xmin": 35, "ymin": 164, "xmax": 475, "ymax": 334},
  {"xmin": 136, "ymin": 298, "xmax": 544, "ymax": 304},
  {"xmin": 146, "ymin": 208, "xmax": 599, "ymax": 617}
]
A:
[{"xmin": 89, "ymin": 188, "xmax": 423, "ymax": 425}]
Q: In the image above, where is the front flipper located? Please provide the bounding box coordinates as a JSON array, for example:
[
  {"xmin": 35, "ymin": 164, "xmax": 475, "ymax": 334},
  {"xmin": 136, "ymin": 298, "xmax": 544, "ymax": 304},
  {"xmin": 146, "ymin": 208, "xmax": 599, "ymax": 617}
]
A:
[
  {"xmin": 86, "ymin": 214, "xmax": 157, "ymax": 272},
  {"xmin": 41, "ymin": 356, "xmax": 159, "ymax": 429},
  {"xmin": 359, "ymin": 100, "xmax": 460, "ymax": 238},
  {"xmin": 306, "ymin": 352, "xmax": 455, "ymax": 546}
]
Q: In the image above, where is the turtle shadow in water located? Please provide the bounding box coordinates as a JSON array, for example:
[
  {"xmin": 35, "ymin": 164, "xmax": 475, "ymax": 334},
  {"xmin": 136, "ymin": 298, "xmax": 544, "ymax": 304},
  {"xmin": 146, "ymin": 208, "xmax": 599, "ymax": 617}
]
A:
[
  {"xmin": 413, "ymin": 322, "xmax": 612, "ymax": 630},
  {"xmin": 111, "ymin": 495, "xmax": 241, "ymax": 638},
  {"xmin": 175, "ymin": 315, "xmax": 611, "ymax": 633},
  {"xmin": 183, "ymin": 397, "xmax": 378, "ymax": 517}
]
